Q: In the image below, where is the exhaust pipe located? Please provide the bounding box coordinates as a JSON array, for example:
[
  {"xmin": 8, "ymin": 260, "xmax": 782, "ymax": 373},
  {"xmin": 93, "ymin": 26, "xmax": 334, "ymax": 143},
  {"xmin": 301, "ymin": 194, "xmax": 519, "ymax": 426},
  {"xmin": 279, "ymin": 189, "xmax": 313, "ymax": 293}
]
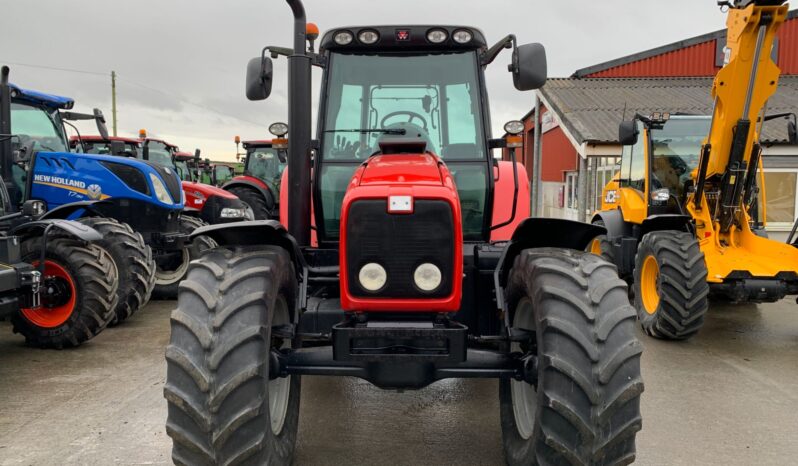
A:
[{"xmin": 286, "ymin": 0, "xmax": 313, "ymax": 247}]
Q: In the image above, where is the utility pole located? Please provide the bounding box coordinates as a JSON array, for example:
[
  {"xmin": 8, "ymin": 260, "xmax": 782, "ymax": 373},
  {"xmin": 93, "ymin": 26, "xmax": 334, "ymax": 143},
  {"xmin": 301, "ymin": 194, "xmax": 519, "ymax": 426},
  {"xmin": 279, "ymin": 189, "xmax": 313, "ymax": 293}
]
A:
[{"xmin": 111, "ymin": 71, "xmax": 118, "ymax": 137}]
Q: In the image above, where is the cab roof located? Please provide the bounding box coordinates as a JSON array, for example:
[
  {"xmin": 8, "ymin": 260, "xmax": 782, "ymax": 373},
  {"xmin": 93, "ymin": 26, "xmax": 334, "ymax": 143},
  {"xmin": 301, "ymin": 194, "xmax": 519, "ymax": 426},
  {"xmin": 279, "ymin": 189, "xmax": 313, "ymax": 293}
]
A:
[
  {"xmin": 68, "ymin": 135, "xmax": 141, "ymax": 146},
  {"xmin": 243, "ymin": 140, "xmax": 275, "ymax": 149},
  {"xmin": 9, "ymin": 83, "xmax": 74, "ymax": 110},
  {"xmin": 320, "ymin": 25, "xmax": 487, "ymax": 53}
]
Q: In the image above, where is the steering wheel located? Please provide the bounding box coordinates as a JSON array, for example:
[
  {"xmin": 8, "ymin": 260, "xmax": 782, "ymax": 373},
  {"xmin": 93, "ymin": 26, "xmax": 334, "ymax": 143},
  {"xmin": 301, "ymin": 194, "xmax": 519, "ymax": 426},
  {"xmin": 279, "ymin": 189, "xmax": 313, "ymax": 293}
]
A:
[{"xmin": 380, "ymin": 111, "xmax": 429, "ymax": 132}]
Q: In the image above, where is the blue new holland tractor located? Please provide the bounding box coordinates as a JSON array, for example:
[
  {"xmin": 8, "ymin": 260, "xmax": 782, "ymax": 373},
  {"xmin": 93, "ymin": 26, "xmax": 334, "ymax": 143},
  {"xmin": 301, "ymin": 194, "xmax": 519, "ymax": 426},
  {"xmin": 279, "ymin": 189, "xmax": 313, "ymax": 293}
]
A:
[{"xmin": 2, "ymin": 66, "xmax": 213, "ymax": 315}]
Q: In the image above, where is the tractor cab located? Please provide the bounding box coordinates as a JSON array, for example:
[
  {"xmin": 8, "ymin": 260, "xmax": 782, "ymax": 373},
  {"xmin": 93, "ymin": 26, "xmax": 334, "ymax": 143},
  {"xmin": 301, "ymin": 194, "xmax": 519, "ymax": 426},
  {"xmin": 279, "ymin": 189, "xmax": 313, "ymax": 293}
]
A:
[{"xmin": 242, "ymin": 140, "xmax": 285, "ymax": 198}]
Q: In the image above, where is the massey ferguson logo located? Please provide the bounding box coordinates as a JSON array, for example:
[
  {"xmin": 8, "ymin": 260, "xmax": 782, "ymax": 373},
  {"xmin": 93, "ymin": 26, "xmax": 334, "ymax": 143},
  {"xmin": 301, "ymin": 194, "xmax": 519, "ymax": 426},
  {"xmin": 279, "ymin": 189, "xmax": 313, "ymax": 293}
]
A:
[{"xmin": 33, "ymin": 174, "xmax": 86, "ymax": 189}]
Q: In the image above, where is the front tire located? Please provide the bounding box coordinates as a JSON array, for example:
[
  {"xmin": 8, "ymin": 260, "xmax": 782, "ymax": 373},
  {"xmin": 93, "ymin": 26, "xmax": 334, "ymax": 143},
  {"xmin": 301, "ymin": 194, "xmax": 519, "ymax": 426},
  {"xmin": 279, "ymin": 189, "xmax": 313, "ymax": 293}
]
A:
[
  {"xmin": 152, "ymin": 216, "xmax": 216, "ymax": 299},
  {"xmin": 12, "ymin": 236, "xmax": 118, "ymax": 348},
  {"xmin": 500, "ymin": 248, "xmax": 643, "ymax": 465},
  {"xmin": 77, "ymin": 217, "xmax": 156, "ymax": 325},
  {"xmin": 228, "ymin": 186, "xmax": 274, "ymax": 220},
  {"xmin": 164, "ymin": 246, "xmax": 300, "ymax": 465},
  {"xmin": 634, "ymin": 231, "xmax": 709, "ymax": 340}
]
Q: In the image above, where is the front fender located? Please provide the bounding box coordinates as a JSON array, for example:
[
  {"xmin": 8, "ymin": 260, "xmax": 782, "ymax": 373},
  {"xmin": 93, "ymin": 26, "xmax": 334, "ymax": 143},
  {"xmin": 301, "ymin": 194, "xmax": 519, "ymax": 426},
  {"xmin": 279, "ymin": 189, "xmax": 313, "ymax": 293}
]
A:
[
  {"xmin": 192, "ymin": 219, "xmax": 302, "ymax": 268},
  {"xmin": 11, "ymin": 219, "xmax": 102, "ymax": 242},
  {"xmin": 39, "ymin": 200, "xmax": 109, "ymax": 220},
  {"xmin": 590, "ymin": 209, "xmax": 628, "ymax": 239},
  {"xmin": 493, "ymin": 218, "xmax": 606, "ymax": 306},
  {"xmin": 223, "ymin": 179, "xmax": 273, "ymax": 203}
]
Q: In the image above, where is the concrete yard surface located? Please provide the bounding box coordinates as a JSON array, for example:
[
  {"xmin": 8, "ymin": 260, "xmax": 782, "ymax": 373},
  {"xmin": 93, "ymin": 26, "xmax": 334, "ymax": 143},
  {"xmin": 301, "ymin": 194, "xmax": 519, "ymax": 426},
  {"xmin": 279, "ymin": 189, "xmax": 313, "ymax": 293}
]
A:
[{"xmin": 0, "ymin": 299, "xmax": 797, "ymax": 465}]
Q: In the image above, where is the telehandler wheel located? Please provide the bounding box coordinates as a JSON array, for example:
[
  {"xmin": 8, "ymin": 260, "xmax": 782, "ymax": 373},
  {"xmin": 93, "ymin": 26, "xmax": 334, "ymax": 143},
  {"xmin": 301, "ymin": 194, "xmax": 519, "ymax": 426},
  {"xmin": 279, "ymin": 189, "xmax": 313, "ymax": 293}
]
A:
[
  {"xmin": 152, "ymin": 216, "xmax": 217, "ymax": 299},
  {"xmin": 13, "ymin": 236, "xmax": 118, "ymax": 349},
  {"xmin": 587, "ymin": 220, "xmax": 616, "ymax": 265},
  {"xmin": 78, "ymin": 217, "xmax": 156, "ymax": 325},
  {"xmin": 228, "ymin": 186, "xmax": 274, "ymax": 220},
  {"xmin": 164, "ymin": 246, "xmax": 300, "ymax": 465},
  {"xmin": 500, "ymin": 248, "xmax": 643, "ymax": 466},
  {"xmin": 633, "ymin": 231, "xmax": 709, "ymax": 340}
]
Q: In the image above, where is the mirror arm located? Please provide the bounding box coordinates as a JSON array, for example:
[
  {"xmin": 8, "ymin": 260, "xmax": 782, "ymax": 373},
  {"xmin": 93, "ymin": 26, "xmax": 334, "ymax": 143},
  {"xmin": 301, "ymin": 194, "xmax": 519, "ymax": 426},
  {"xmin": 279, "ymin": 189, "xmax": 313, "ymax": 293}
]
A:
[
  {"xmin": 481, "ymin": 34, "xmax": 516, "ymax": 67},
  {"xmin": 264, "ymin": 45, "xmax": 325, "ymax": 67}
]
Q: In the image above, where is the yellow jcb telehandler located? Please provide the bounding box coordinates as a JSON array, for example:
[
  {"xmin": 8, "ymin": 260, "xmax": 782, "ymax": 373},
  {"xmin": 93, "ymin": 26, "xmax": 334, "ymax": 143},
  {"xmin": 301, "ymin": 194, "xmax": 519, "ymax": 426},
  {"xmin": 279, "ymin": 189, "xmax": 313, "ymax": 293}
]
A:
[{"xmin": 591, "ymin": 0, "xmax": 798, "ymax": 340}]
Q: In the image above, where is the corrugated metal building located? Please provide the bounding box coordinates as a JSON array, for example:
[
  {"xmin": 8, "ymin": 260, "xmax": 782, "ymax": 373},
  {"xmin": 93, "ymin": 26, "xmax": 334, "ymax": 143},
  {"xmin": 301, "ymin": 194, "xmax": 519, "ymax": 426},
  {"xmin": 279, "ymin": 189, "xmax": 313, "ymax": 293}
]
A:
[{"xmin": 507, "ymin": 9, "xmax": 798, "ymax": 235}]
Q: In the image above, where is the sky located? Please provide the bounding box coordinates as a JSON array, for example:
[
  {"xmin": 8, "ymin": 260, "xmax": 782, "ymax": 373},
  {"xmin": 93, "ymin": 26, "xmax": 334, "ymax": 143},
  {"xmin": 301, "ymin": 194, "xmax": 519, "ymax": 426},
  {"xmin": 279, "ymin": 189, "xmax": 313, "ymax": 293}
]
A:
[{"xmin": 0, "ymin": 0, "xmax": 727, "ymax": 161}]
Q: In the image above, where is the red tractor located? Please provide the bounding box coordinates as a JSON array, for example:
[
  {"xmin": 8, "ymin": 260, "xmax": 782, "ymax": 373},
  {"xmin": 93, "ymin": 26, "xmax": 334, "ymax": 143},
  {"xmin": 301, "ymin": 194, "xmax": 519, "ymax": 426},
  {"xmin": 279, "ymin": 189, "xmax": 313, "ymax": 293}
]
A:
[
  {"xmin": 164, "ymin": 2, "xmax": 643, "ymax": 464},
  {"xmin": 222, "ymin": 128, "xmax": 287, "ymax": 219}
]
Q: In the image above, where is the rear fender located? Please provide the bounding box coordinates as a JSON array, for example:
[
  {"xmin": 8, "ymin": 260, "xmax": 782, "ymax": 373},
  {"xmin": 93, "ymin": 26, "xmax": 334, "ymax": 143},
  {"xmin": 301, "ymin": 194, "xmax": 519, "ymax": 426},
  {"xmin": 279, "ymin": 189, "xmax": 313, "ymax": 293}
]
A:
[
  {"xmin": 493, "ymin": 218, "xmax": 606, "ymax": 318},
  {"xmin": 590, "ymin": 209, "xmax": 629, "ymax": 239}
]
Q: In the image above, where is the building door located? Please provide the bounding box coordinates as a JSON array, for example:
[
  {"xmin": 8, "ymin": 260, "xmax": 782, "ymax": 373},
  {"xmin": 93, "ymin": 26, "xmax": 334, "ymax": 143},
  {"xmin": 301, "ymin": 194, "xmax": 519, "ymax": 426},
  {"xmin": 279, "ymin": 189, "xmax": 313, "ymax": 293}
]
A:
[{"xmin": 564, "ymin": 171, "xmax": 579, "ymax": 221}]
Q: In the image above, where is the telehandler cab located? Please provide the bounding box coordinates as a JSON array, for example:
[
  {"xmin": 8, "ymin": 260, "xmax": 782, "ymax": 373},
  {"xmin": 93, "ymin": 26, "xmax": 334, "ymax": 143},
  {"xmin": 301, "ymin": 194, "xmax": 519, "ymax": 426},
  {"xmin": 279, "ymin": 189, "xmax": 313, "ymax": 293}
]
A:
[
  {"xmin": 591, "ymin": 0, "xmax": 798, "ymax": 340},
  {"xmin": 164, "ymin": 1, "xmax": 644, "ymax": 464}
]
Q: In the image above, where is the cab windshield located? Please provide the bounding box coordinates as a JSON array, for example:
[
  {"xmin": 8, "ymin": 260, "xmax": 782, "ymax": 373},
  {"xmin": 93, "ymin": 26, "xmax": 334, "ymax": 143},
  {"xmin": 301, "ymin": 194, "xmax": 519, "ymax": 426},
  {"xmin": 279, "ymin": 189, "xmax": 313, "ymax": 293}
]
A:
[
  {"xmin": 10, "ymin": 102, "xmax": 68, "ymax": 152},
  {"xmin": 246, "ymin": 147, "xmax": 284, "ymax": 200},
  {"xmin": 319, "ymin": 51, "xmax": 489, "ymax": 240},
  {"xmin": 146, "ymin": 141, "xmax": 176, "ymax": 168},
  {"xmin": 649, "ymin": 116, "xmax": 711, "ymax": 199}
]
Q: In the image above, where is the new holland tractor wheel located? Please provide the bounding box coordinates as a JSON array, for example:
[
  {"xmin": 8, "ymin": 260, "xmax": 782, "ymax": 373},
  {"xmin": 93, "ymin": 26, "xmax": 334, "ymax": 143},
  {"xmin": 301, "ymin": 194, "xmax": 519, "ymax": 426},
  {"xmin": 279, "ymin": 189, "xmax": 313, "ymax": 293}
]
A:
[
  {"xmin": 227, "ymin": 186, "xmax": 274, "ymax": 220},
  {"xmin": 12, "ymin": 236, "xmax": 118, "ymax": 348},
  {"xmin": 78, "ymin": 217, "xmax": 156, "ymax": 325},
  {"xmin": 500, "ymin": 248, "xmax": 643, "ymax": 465},
  {"xmin": 164, "ymin": 246, "xmax": 300, "ymax": 465},
  {"xmin": 633, "ymin": 231, "xmax": 709, "ymax": 340},
  {"xmin": 152, "ymin": 215, "xmax": 216, "ymax": 299}
]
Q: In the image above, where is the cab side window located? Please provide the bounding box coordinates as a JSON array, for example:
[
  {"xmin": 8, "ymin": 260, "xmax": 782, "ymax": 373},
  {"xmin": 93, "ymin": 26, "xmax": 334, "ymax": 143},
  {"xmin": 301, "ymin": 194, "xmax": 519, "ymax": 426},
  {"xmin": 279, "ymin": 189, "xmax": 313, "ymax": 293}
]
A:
[{"xmin": 621, "ymin": 121, "xmax": 646, "ymax": 192}]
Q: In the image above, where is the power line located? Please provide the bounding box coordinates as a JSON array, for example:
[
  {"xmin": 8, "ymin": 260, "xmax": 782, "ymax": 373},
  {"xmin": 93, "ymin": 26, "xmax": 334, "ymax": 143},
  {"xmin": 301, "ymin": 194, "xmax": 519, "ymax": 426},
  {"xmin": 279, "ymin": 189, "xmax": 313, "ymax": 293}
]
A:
[
  {"xmin": 1, "ymin": 60, "xmax": 264, "ymax": 128},
  {"xmin": 1, "ymin": 61, "xmax": 108, "ymax": 76}
]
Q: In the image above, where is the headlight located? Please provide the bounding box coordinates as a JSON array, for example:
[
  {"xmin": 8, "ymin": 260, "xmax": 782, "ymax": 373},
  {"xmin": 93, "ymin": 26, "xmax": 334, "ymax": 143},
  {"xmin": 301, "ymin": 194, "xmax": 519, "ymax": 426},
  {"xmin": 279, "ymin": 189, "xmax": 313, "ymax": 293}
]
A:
[
  {"xmin": 334, "ymin": 30, "xmax": 354, "ymax": 45},
  {"xmin": 413, "ymin": 263, "xmax": 442, "ymax": 292},
  {"xmin": 452, "ymin": 29, "xmax": 473, "ymax": 44},
  {"xmin": 269, "ymin": 122, "xmax": 289, "ymax": 137},
  {"xmin": 651, "ymin": 188, "xmax": 670, "ymax": 202},
  {"xmin": 427, "ymin": 29, "xmax": 448, "ymax": 44},
  {"xmin": 220, "ymin": 207, "xmax": 249, "ymax": 219},
  {"xmin": 149, "ymin": 173, "xmax": 173, "ymax": 204},
  {"xmin": 504, "ymin": 120, "xmax": 525, "ymax": 135},
  {"xmin": 358, "ymin": 29, "xmax": 379, "ymax": 44},
  {"xmin": 359, "ymin": 263, "xmax": 387, "ymax": 292}
]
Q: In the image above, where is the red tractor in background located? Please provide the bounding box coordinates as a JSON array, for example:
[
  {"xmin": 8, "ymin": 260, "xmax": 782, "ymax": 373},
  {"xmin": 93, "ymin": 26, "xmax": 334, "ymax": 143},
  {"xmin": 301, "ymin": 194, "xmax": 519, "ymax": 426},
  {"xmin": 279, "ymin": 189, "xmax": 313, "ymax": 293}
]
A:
[
  {"xmin": 164, "ymin": 2, "xmax": 643, "ymax": 464},
  {"xmin": 223, "ymin": 124, "xmax": 288, "ymax": 219}
]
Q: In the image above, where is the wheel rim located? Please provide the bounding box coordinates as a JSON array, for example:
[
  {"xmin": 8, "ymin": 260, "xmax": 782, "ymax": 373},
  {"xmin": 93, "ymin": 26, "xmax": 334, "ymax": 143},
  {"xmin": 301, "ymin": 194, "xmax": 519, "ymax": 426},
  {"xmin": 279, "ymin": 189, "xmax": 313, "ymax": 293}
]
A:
[
  {"xmin": 269, "ymin": 295, "xmax": 291, "ymax": 435},
  {"xmin": 590, "ymin": 238, "xmax": 602, "ymax": 255},
  {"xmin": 640, "ymin": 255, "xmax": 660, "ymax": 315},
  {"xmin": 510, "ymin": 297, "xmax": 537, "ymax": 440},
  {"xmin": 21, "ymin": 260, "xmax": 76, "ymax": 328},
  {"xmin": 154, "ymin": 248, "xmax": 190, "ymax": 286}
]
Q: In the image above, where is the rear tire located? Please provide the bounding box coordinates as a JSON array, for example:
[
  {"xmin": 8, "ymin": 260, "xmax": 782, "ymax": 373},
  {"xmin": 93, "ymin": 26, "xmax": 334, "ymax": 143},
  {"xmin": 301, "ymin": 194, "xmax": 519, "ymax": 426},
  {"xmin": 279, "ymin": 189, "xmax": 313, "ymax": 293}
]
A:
[
  {"xmin": 500, "ymin": 248, "xmax": 643, "ymax": 465},
  {"xmin": 12, "ymin": 236, "xmax": 118, "ymax": 348},
  {"xmin": 77, "ymin": 217, "xmax": 155, "ymax": 325},
  {"xmin": 633, "ymin": 231, "xmax": 709, "ymax": 340},
  {"xmin": 153, "ymin": 216, "xmax": 216, "ymax": 299},
  {"xmin": 164, "ymin": 246, "xmax": 300, "ymax": 465},
  {"xmin": 228, "ymin": 186, "xmax": 274, "ymax": 220}
]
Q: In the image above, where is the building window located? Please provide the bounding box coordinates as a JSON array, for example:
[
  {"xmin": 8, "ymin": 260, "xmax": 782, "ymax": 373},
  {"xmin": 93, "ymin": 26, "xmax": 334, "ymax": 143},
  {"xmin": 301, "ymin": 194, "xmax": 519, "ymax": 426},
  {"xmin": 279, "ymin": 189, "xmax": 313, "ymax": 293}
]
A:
[{"xmin": 763, "ymin": 169, "xmax": 797, "ymax": 230}]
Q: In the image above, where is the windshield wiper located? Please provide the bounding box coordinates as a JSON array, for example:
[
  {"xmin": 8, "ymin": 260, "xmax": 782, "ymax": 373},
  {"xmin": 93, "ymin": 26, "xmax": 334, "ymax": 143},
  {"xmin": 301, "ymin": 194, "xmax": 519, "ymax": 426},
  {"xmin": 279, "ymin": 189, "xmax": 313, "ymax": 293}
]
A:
[{"xmin": 323, "ymin": 128, "xmax": 406, "ymax": 135}]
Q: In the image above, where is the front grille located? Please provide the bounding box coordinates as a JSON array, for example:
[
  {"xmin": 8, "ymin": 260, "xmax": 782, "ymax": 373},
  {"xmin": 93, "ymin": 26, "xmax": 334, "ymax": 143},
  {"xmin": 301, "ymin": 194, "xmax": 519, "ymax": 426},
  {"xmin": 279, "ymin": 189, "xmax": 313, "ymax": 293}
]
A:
[{"xmin": 346, "ymin": 199, "xmax": 454, "ymax": 299}]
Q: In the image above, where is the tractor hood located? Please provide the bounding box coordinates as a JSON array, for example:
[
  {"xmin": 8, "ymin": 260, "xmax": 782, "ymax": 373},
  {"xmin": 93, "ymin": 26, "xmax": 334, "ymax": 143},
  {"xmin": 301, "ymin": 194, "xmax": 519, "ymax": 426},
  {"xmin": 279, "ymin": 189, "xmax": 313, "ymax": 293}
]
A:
[
  {"xmin": 358, "ymin": 154, "xmax": 443, "ymax": 187},
  {"xmin": 182, "ymin": 181, "xmax": 238, "ymax": 199}
]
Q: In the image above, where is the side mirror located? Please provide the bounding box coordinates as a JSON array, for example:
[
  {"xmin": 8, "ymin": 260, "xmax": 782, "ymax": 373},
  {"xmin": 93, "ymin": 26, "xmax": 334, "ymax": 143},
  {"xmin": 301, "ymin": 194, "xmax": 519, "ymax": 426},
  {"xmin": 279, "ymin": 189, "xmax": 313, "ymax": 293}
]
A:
[
  {"xmin": 94, "ymin": 108, "xmax": 109, "ymax": 140},
  {"xmin": 194, "ymin": 149, "xmax": 201, "ymax": 159},
  {"xmin": 246, "ymin": 56, "xmax": 273, "ymax": 101},
  {"xmin": 512, "ymin": 43, "xmax": 547, "ymax": 91},
  {"xmin": 22, "ymin": 199, "xmax": 46, "ymax": 217},
  {"xmin": 619, "ymin": 120, "xmax": 639, "ymax": 146},
  {"xmin": 789, "ymin": 120, "xmax": 797, "ymax": 145},
  {"xmin": 142, "ymin": 141, "xmax": 149, "ymax": 160},
  {"xmin": 109, "ymin": 140, "xmax": 126, "ymax": 156}
]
